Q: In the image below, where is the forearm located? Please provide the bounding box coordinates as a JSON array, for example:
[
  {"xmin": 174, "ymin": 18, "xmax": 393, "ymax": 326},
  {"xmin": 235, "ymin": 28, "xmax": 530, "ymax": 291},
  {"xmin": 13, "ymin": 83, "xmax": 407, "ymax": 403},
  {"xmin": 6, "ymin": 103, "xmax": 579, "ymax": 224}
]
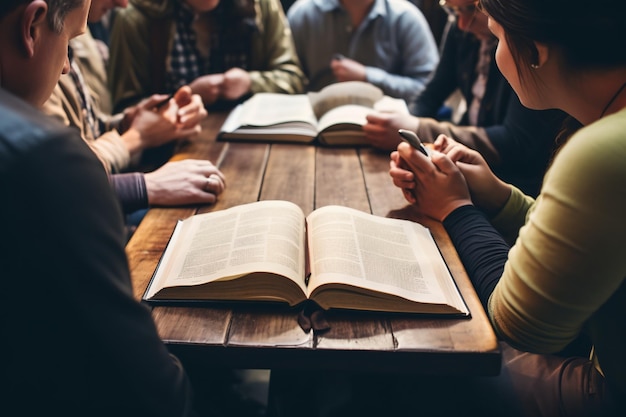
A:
[
  {"xmin": 365, "ymin": 67, "xmax": 430, "ymax": 104},
  {"xmin": 443, "ymin": 205, "xmax": 510, "ymax": 311},
  {"xmin": 90, "ymin": 130, "xmax": 133, "ymax": 173},
  {"xmin": 417, "ymin": 118, "xmax": 500, "ymax": 166},
  {"xmin": 109, "ymin": 172, "xmax": 149, "ymax": 213}
]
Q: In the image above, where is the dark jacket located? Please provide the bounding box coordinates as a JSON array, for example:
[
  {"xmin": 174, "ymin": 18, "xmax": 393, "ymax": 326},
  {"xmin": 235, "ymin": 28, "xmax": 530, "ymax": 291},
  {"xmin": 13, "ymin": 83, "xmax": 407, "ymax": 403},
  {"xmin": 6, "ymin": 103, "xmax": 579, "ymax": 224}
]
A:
[
  {"xmin": 413, "ymin": 25, "xmax": 567, "ymax": 197},
  {"xmin": 0, "ymin": 88, "xmax": 195, "ymax": 417}
]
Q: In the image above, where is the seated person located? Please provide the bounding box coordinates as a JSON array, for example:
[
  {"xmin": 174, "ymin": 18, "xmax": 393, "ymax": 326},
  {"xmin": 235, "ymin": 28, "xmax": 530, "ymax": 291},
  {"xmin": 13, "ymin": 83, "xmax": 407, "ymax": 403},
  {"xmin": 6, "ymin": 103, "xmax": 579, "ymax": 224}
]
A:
[
  {"xmin": 363, "ymin": 0, "xmax": 567, "ymax": 197},
  {"xmin": 0, "ymin": 0, "xmax": 196, "ymax": 414},
  {"xmin": 108, "ymin": 0, "xmax": 307, "ymax": 112},
  {"xmin": 43, "ymin": 0, "xmax": 226, "ymax": 217},
  {"xmin": 287, "ymin": 0, "xmax": 439, "ymax": 102},
  {"xmin": 385, "ymin": 0, "xmax": 626, "ymax": 414}
]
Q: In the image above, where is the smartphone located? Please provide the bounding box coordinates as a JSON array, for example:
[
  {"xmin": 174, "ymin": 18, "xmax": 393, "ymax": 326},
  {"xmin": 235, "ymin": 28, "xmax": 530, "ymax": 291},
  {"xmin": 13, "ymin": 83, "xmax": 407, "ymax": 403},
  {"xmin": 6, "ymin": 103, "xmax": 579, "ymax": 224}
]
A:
[{"xmin": 398, "ymin": 129, "xmax": 429, "ymax": 157}]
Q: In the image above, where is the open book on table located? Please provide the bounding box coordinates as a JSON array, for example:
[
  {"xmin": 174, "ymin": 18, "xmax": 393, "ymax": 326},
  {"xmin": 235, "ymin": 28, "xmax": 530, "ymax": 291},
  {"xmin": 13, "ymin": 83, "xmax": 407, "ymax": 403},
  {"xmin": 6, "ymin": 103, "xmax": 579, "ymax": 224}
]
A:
[
  {"xmin": 144, "ymin": 200, "xmax": 469, "ymax": 316},
  {"xmin": 217, "ymin": 81, "xmax": 409, "ymax": 146}
]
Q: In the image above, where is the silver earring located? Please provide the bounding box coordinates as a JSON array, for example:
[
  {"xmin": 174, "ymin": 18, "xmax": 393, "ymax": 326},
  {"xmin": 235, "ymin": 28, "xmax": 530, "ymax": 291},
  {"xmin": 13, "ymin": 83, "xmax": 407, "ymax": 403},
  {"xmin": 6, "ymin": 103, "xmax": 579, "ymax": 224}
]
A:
[{"xmin": 531, "ymin": 64, "xmax": 539, "ymax": 69}]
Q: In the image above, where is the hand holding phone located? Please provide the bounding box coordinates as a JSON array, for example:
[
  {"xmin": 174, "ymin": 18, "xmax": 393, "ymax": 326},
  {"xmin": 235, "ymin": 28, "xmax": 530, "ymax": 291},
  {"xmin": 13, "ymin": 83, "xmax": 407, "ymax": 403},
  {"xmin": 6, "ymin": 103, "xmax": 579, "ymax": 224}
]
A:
[{"xmin": 398, "ymin": 129, "xmax": 429, "ymax": 157}]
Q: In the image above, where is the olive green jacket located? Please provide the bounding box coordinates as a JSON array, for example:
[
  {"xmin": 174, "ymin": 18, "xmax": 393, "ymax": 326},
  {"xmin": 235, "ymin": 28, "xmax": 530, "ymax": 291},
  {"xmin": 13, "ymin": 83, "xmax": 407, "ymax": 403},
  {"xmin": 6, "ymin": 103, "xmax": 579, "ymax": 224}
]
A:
[{"xmin": 108, "ymin": 0, "xmax": 307, "ymax": 111}]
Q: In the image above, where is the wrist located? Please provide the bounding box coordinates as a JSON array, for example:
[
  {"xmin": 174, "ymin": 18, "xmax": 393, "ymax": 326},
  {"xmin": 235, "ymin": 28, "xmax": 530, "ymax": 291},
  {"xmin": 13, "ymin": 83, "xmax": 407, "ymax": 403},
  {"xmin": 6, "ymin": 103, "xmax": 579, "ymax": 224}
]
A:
[
  {"xmin": 483, "ymin": 182, "xmax": 512, "ymax": 217},
  {"xmin": 121, "ymin": 128, "xmax": 144, "ymax": 157},
  {"xmin": 441, "ymin": 199, "xmax": 473, "ymax": 222}
]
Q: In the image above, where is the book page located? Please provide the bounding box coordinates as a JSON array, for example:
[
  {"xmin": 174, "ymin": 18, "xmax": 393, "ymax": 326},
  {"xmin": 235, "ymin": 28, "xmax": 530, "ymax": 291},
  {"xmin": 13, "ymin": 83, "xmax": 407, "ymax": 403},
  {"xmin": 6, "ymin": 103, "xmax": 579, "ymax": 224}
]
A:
[
  {"xmin": 373, "ymin": 96, "xmax": 410, "ymax": 114},
  {"xmin": 305, "ymin": 206, "xmax": 461, "ymax": 307},
  {"xmin": 145, "ymin": 201, "xmax": 308, "ymax": 299},
  {"xmin": 237, "ymin": 93, "xmax": 318, "ymax": 127},
  {"xmin": 315, "ymin": 90, "xmax": 409, "ymax": 136},
  {"xmin": 316, "ymin": 104, "xmax": 371, "ymax": 133},
  {"xmin": 308, "ymin": 81, "xmax": 383, "ymax": 120}
]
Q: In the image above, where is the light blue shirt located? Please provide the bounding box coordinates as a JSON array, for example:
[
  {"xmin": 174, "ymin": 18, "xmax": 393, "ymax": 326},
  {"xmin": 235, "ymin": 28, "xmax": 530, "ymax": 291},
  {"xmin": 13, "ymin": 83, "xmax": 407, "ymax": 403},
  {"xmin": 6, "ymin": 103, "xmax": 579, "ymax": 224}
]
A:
[{"xmin": 287, "ymin": 0, "xmax": 439, "ymax": 103}]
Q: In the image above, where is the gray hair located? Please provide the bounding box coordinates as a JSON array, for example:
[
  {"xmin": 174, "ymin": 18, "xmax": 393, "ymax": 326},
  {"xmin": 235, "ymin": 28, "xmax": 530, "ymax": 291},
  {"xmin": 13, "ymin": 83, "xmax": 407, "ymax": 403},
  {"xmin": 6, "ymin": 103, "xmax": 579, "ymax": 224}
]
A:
[{"xmin": 0, "ymin": 0, "xmax": 86, "ymax": 33}]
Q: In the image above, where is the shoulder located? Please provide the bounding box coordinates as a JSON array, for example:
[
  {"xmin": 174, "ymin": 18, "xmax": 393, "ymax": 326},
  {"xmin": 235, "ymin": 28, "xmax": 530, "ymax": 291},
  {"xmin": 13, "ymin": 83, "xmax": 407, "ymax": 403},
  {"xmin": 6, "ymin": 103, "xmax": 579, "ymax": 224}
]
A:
[
  {"xmin": 0, "ymin": 90, "xmax": 70, "ymax": 155},
  {"xmin": 544, "ymin": 110, "xmax": 626, "ymax": 197},
  {"xmin": 0, "ymin": 90, "xmax": 104, "ymax": 187},
  {"xmin": 286, "ymin": 0, "xmax": 322, "ymax": 22}
]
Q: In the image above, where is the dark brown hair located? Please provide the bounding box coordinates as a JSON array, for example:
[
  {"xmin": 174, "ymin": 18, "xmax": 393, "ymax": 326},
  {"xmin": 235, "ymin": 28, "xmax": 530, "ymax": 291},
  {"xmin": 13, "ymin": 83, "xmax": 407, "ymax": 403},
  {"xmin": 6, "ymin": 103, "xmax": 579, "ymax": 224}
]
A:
[
  {"xmin": 479, "ymin": 0, "xmax": 626, "ymax": 71},
  {"xmin": 479, "ymin": 0, "xmax": 626, "ymax": 151}
]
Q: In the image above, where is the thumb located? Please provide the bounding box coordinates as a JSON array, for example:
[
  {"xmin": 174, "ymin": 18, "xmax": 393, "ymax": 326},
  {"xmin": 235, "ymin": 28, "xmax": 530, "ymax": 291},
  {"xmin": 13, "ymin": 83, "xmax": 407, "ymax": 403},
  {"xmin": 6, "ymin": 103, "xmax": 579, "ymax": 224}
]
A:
[
  {"xmin": 174, "ymin": 85, "xmax": 193, "ymax": 107},
  {"xmin": 365, "ymin": 111, "xmax": 385, "ymax": 123}
]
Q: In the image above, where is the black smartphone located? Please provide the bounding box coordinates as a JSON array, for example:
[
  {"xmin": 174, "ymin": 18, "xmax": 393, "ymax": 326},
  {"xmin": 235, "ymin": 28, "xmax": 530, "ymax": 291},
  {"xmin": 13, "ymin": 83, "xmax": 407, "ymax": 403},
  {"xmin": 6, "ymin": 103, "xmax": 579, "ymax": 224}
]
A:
[{"xmin": 398, "ymin": 129, "xmax": 429, "ymax": 157}]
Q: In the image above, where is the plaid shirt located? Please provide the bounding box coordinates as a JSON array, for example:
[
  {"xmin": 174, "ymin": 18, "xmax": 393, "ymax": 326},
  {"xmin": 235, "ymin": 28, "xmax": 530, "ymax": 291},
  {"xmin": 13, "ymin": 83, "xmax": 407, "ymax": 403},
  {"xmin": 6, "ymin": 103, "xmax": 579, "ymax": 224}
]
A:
[{"xmin": 167, "ymin": 2, "xmax": 256, "ymax": 92}]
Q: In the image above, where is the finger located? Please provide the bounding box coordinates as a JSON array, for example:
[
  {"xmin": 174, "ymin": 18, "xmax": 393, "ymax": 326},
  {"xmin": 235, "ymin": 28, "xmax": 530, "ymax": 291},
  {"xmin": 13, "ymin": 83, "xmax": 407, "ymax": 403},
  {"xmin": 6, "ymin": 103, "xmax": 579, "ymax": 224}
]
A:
[
  {"xmin": 402, "ymin": 188, "xmax": 417, "ymax": 205},
  {"xmin": 197, "ymin": 192, "xmax": 217, "ymax": 205},
  {"xmin": 397, "ymin": 142, "xmax": 431, "ymax": 174},
  {"xmin": 429, "ymin": 151, "xmax": 460, "ymax": 176},
  {"xmin": 365, "ymin": 112, "xmax": 385, "ymax": 124},
  {"xmin": 389, "ymin": 164, "xmax": 414, "ymax": 183},
  {"xmin": 210, "ymin": 168, "xmax": 226, "ymax": 184},
  {"xmin": 178, "ymin": 112, "xmax": 203, "ymax": 129},
  {"xmin": 446, "ymin": 146, "xmax": 470, "ymax": 163},
  {"xmin": 174, "ymin": 85, "xmax": 193, "ymax": 106},
  {"xmin": 178, "ymin": 94, "xmax": 203, "ymax": 112},
  {"xmin": 200, "ymin": 165, "xmax": 226, "ymax": 184},
  {"xmin": 141, "ymin": 94, "xmax": 172, "ymax": 109},
  {"xmin": 433, "ymin": 134, "xmax": 448, "ymax": 149},
  {"xmin": 202, "ymin": 175, "xmax": 224, "ymax": 195}
]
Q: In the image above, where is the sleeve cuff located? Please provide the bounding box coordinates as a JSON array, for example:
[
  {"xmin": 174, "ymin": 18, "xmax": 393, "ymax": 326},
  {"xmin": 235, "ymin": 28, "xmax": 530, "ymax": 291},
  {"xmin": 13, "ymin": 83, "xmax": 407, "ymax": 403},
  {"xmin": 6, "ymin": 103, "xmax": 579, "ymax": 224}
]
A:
[{"xmin": 109, "ymin": 172, "xmax": 149, "ymax": 213}]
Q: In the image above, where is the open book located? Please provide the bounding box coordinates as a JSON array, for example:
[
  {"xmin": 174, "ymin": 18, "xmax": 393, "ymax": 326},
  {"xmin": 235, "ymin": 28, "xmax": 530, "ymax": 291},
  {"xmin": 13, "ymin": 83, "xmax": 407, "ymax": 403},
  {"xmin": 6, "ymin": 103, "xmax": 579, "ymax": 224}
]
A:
[
  {"xmin": 144, "ymin": 201, "xmax": 469, "ymax": 316},
  {"xmin": 217, "ymin": 81, "xmax": 409, "ymax": 146}
]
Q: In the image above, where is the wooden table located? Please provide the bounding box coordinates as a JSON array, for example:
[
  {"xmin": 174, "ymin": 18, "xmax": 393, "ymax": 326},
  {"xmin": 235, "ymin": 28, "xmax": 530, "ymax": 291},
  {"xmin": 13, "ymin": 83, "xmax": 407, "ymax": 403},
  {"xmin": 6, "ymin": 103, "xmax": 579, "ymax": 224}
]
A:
[{"xmin": 126, "ymin": 113, "xmax": 501, "ymax": 376}]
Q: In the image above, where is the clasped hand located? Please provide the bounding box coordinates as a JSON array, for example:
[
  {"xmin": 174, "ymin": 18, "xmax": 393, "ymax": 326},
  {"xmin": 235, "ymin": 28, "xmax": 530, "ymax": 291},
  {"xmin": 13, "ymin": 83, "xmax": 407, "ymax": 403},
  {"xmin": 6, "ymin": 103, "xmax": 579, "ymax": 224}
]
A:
[
  {"xmin": 122, "ymin": 85, "xmax": 207, "ymax": 152},
  {"xmin": 190, "ymin": 68, "xmax": 252, "ymax": 105},
  {"xmin": 389, "ymin": 135, "xmax": 511, "ymax": 221}
]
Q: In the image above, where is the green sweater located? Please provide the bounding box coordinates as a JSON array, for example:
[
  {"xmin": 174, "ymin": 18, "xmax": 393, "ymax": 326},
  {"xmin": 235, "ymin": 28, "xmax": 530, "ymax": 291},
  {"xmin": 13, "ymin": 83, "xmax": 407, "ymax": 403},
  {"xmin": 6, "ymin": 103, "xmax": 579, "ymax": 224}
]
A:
[{"xmin": 491, "ymin": 108, "xmax": 626, "ymax": 399}]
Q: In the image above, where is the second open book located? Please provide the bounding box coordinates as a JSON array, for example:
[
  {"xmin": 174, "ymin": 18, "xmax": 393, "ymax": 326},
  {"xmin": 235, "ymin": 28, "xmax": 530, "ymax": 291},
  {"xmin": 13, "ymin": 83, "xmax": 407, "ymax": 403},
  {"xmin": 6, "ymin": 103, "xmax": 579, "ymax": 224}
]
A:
[
  {"xmin": 218, "ymin": 81, "xmax": 409, "ymax": 145},
  {"xmin": 144, "ymin": 200, "xmax": 469, "ymax": 316}
]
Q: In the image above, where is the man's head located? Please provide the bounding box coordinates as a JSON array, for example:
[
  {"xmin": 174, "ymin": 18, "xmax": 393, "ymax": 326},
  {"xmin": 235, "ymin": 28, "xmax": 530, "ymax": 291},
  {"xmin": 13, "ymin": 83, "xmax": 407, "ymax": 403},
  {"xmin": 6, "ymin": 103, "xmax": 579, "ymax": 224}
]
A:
[
  {"xmin": 439, "ymin": 0, "xmax": 492, "ymax": 41},
  {"xmin": 0, "ymin": 0, "xmax": 90, "ymax": 107}
]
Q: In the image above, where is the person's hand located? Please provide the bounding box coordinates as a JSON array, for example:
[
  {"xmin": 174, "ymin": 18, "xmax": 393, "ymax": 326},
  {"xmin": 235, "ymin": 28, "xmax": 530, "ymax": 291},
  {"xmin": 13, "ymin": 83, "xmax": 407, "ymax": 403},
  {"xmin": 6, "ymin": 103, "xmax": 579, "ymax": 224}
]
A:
[
  {"xmin": 389, "ymin": 142, "xmax": 472, "ymax": 221},
  {"xmin": 432, "ymin": 135, "xmax": 511, "ymax": 215},
  {"xmin": 363, "ymin": 111, "xmax": 421, "ymax": 151},
  {"xmin": 389, "ymin": 150, "xmax": 419, "ymax": 204},
  {"xmin": 189, "ymin": 73, "xmax": 225, "ymax": 106},
  {"xmin": 171, "ymin": 85, "xmax": 208, "ymax": 130},
  {"xmin": 221, "ymin": 68, "xmax": 252, "ymax": 101},
  {"xmin": 144, "ymin": 159, "xmax": 226, "ymax": 206},
  {"xmin": 120, "ymin": 93, "xmax": 171, "ymax": 132},
  {"xmin": 330, "ymin": 56, "xmax": 366, "ymax": 83}
]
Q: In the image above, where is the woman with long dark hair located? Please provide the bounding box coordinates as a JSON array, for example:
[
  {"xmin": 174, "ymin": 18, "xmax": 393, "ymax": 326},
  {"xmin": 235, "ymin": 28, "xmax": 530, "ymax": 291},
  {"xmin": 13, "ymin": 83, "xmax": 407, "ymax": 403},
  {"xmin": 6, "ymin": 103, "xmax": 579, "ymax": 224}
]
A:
[{"xmin": 389, "ymin": 0, "xmax": 626, "ymax": 415}]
